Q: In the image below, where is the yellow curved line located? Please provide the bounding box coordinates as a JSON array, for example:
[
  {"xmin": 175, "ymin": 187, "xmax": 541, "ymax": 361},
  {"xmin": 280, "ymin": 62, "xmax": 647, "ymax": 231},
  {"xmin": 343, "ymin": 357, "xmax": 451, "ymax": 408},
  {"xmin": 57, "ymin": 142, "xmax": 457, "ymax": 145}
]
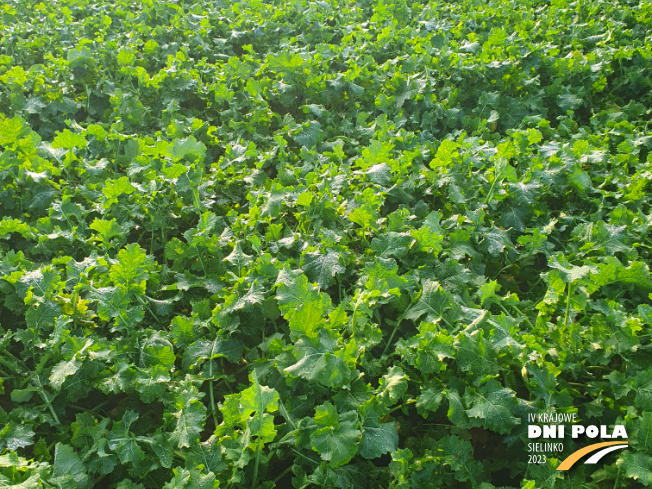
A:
[{"xmin": 557, "ymin": 441, "xmax": 628, "ymax": 471}]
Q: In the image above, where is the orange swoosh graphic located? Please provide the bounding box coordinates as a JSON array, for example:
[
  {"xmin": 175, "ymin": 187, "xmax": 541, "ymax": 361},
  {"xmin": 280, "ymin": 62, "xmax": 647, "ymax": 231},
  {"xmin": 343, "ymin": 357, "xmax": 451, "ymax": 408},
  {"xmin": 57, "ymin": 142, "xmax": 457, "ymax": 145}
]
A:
[{"xmin": 557, "ymin": 441, "xmax": 628, "ymax": 471}]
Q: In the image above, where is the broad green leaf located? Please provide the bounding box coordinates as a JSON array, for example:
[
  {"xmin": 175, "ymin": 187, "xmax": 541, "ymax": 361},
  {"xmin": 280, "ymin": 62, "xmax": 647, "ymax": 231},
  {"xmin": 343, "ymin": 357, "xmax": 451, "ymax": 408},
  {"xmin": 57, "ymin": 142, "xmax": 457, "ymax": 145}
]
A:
[
  {"xmin": 620, "ymin": 452, "xmax": 652, "ymax": 487},
  {"xmin": 25, "ymin": 301, "xmax": 60, "ymax": 330},
  {"xmin": 292, "ymin": 121, "xmax": 323, "ymax": 148},
  {"xmin": 310, "ymin": 421, "xmax": 360, "ymax": 467},
  {"xmin": 430, "ymin": 139, "xmax": 459, "ymax": 169},
  {"xmin": 348, "ymin": 204, "xmax": 378, "ymax": 231},
  {"xmin": 568, "ymin": 165, "xmax": 592, "ymax": 192},
  {"xmin": 446, "ymin": 389, "xmax": 467, "ymax": 426},
  {"xmin": 305, "ymin": 464, "xmax": 367, "ymax": 489},
  {"xmin": 285, "ymin": 329, "xmax": 357, "ymax": 388},
  {"xmin": 51, "ymin": 129, "xmax": 86, "ymax": 150},
  {"xmin": 163, "ymin": 163, "xmax": 190, "ymax": 180},
  {"xmin": 140, "ymin": 333, "xmax": 176, "ymax": 368},
  {"xmin": 549, "ymin": 255, "xmax": 594, "ymax": 283},
  {"xmin": 183, "ymin": 337, "xmax": 244, "ymax": 370},
  {"xmin": 478, "ymin": 228, "xmax": 512, "ymax": 256},
  {"xmin": 416, "ymin": 385, "xmax": 445, "ymax": 416},
  {"xmin": 314, "ymin": 402, "xmax": 340, "ymax": 427},
  {"xmin": 1, "ymin": 66, "xmax": 28, "ymax": 86},
  {"xmin": 405, "ymin": 280, "xmax": 461, "ymax": 327},
  {"xmin": 592, "ymin": 257, "xmax": 652, "ymax": 291},
  {"xmin": 498, "ymin": 206, "xmax": 527, "ymax": 232},
  {"xmin": 53, "ymin": 443, "xmax": 89, "ymax": 487},
  {"xmin": 359, "ymin": 421, "xmax": 398, "ymax": 460},
  {"xmin": 638, "ymin": 412, "xmax": 652, "ymax": 452},
  {"xmin": 49, "ymin": 339, "xmax": 92, "ymax": 390},
  {"xmin": 363, "ymin": 257, "xmax": 408, "ymax": 303},
  {"xmin": 464, "ymin": 380, "xmax": 520, "ymax": 434},
  {"xmin": 370, "ymin": 232, "xmax": 413, "ymax": 259},
  {"xmin": 116, "ymin": 48, "xmax": 135, "ymax": 66},
  {"xmin": 441, "ymin": 435, "xmax": 485, "ymax": 483},
  {"xmin": 296, "ymin": 190, "xmax": 313, "ymax": 206},
  {"xmin": 168, "ymin": 378, "xmax": 206, "ymax": 449},
  {"xmin": 268, "ymin": 51, "xmax": 304, "ymax": 72},
  {"xmin": 359, "ymin": 403, "xmax": 398, "ymax": 459},
  {"xmin": 635, "ymin": 371, "xmax": 652, "ymax": 411},
  {"xmin": 396, "ymin": 331, "xmax": 456, "ymax": 374},
  {"xmin": 0, "ymin": 116, "xmax": 31, "ymax": 146},
  {"xmin": 222, "ymin": 373, "xmax": 280, "ymax": 444},
  {"xmin": 16, "ymin": 267, "xmax": 60, "ymax": 298},
  {"xmin": 163, "ymin": 467, "xmax": 218, "ymax": 489},
  {"xmin": 135, "ymin": 366, "xmax": 170, "ymax": 403},
  {"xmin": 0, "ymin": 218, "xmax": 35, "ymax": 238},
  {"xmin": 108, "ymin": 410, "xmax": 144, "ymax": 466},
  {"xmin": 50, "ymin": 358, "xmax": 80, "ymax": 390},
  {"xmin": 222, "ymin": 280, "xmax": 265, "ymax": 313},
  {"xmin": 366, "ymin": 163, "xmax": 392, "ymax": 185},
  {"xmin": 526, "ymin": 363, "xmax": 557, "ymax": 406},
  {"xmin": 223, "ymin": 242, "xmax": 252, "ymax": 273},
  {"xmin": 412, "ymin": 211, "xmax": 444, "ymax": 254},
  {"xmin": 357, "ymin": 139, "xmax": 394, "ymax": 170},
  {"xmin": 103, "ymin": 176, "xmax": 135, "ymax": 202},
  {"xmin": 0, "ymin": 421, "xmax": 35, "ymax": 451},
  {"xmin": 109, "ymin": 244, "xmax": 152, "ymax": 291},
  {"xmin": 90, "ymin": 218, "xmax": 123, "ymax": 245},
  {"xmin": 92, "ymin": 286, "xmax": 132, "ymax": 320},
  {"xmin": 456, "ymin": 330, "xmax": 499, "ymax": 377},
  {"xmin": 493, "ymin": 156, "xmax": 518, "ymax": 182},
  {"xmin": 276, "ymin": 273, "xmax": 331, "ymax": 338},
  {"xmin": 377, "ymin": 366, "xmax": 408, "ymax": 404},
  {"xmin": 10, "ymin": 388, "xmax": 35, "ymax": 403},
  {"xmin": 477, "ymin": 280, "xmax": 500, "ymax": 306},
  {"xmin": 302, "ymin": 250, "xmax": 345, "ymax": 289},
  {"xmin": 169, "ymin": 316, "xmax": 196, "ymax": 348},
  {"xmin": 237, "ymin": 374, "xmax": 279, "ymax": 420},
  {"xmin": 186, "ymin": 437, "xmax": 227, "ymax": 476},
  {"xmin": 169, "ymin": 137, "xmax": 206, "ymax": 163}
]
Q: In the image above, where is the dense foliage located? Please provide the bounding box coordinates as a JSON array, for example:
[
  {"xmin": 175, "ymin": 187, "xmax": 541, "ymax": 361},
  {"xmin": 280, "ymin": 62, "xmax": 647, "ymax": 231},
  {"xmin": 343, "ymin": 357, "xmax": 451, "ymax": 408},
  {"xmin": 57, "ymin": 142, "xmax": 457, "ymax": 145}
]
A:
[{"xmin": 1, "ymin": 0, "xmax": 651, "ymax": 487}]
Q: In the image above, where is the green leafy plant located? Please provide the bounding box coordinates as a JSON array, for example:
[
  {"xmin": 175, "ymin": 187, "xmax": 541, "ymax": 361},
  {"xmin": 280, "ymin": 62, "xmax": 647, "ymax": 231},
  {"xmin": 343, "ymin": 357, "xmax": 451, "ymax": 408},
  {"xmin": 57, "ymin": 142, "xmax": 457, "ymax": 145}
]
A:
[{"xmin": 0, "ymin": 0, "xmax": 651, "ymax": 487}]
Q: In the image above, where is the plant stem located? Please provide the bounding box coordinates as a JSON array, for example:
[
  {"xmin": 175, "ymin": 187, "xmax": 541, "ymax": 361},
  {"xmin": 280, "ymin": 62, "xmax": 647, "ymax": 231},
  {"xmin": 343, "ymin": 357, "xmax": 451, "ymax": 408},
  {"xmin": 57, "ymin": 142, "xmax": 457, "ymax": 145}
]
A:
[
  {"xmin": 161, "ymin": 226, "xmax": 168, "ymax": 267},
  {"xmin": 529, "ymin": 275, "xmax": 544, "ymax": 291},
  {"xmin": 71, "ymin": 289, "xmax": 78, "ymax": 329},
  {"xmin": 498, "ymin": 302, "xmax": 534, "ymax": 329},
  {"xmin": 192, "ymin": 188, "xmax": 202, "ymax": 213},
  {"xmin": 208, "ymin": 346, "xmax": 219, "ymax": 429},
  {"xmin": 511, "ymin": 305, "xmax": 534, "ymax": 329},
  {"xmin": 336, "ymin": 275, "xmax": 343, "ymax": 304},
  {"xmin": 272, "ymin": 465, "xmax": 294, "ymax": 485},
  {"xmin": 290, "ymin": 448, "xmax": 320, "ymax": 465},
  {"xmin": 389, "ymin": 398, "xmax": 416, "ymax": 414},
  {"xmin": 68, "ymin": 400, "xmax": 110, "ymax": 413},
  {"xmin": 251, "ymin": 437, "xmax": 262, "ymax": 489},
  {"xmin": 491, "ymin": 252, "xmax": 532, "ymax": 279},
  {"xmin": 149, "ymin": 218, "xmax": 155, "ymax": 256},
  {"xmin": 195, "ymin": 245, "xmax": 207, "ymax": 275},
  {"xmin": 614, "ymin": 467, "xmax": 621, "ymax": 489},
  {"xmin": 484, "ymin": 178, "xmax": 498, "ymax": 205},
  {"xmin": 136, "ymin": 296, "xmax": 159, "ymax": 322},
  {"xmin": 251, "ymin": 374, "xmax": 265, "ymax": 489},
  {"xmin": 382, "ymin": 312, "xmax": 406, "ymax": 357},
  {"xmin": 278, "ymin": 400, "xmax": 297, "ymax": 430},
  {"xmin": 39, "ymin": 387, "xmax": 61, "ymax": 426},
  {"xmin": 563, "ymin": 283, "xmax": 573, "ymax": 330}
]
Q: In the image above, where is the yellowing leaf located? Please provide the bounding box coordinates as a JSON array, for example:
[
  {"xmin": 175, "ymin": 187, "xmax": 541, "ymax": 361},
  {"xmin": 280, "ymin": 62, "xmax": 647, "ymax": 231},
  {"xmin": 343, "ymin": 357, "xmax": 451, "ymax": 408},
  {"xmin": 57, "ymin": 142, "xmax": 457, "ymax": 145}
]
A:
[{"xmin": 51, "ymin": 129, "xmax": 87, "ymax": 150}]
